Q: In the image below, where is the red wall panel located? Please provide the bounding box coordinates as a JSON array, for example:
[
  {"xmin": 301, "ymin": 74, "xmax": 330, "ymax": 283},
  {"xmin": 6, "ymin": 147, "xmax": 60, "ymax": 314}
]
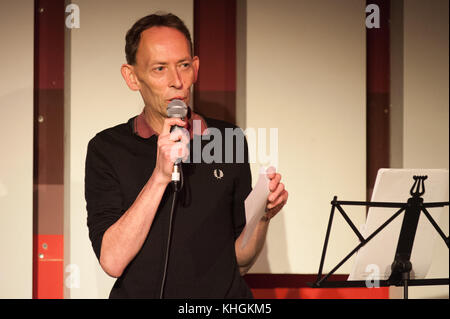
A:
[{"xmin": 33, "ymin": 235, "xmax": 64, "ymax": 299}]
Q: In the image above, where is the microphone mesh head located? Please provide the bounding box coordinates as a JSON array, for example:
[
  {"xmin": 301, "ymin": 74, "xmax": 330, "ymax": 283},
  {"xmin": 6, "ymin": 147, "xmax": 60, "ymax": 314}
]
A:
[{"xmin": 167, "ymin": 99, "xmax": 188, "ymax": 118}]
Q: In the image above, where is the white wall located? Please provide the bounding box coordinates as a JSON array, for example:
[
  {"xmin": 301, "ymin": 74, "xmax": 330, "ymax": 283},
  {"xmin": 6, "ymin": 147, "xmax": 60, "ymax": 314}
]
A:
[
  {"xmin": 0, "ymin": 0, "xmax": 34, "ymax": 298},
  {"xmin": 65, "ymin": 0, "xmax": 193, "ymax": 298},
  {"xmin": 242, "ymin": 0, "xmax": 367, "ymax": 274},
  {"xmin": 402, "ymin": 0, "xmax": 449, "ymax": 299}
]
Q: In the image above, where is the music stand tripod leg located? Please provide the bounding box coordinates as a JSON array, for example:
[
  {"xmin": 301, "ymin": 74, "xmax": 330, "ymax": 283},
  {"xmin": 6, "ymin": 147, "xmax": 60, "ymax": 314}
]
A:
[{"xmin": 403, "ymin": 271, "xmax": 409, "ymax": 300}]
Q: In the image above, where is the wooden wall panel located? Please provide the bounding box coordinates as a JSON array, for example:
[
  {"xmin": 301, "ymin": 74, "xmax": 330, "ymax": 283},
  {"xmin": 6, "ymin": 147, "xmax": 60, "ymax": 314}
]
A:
[
  {"xmin": 193, "ymin": 0, "xmax": 237, "ymax": 124},
  {"xmin": 366, "ymin": 0, "xmax": 391, "ymax": 200},
  {"xmin": 33, "ymin": 0, "xmax": 65, "ymax": 299}
]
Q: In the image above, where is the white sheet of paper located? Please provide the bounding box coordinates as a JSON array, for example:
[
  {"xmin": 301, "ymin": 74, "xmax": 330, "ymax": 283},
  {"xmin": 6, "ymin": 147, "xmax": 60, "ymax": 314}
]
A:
[
  {"xmin": 348, "ymin": 169, "xmax": 449, "ymax": 281},
  {"xmin": 241, "ymin": 168, "xmax": 270, "ymax": 249}
]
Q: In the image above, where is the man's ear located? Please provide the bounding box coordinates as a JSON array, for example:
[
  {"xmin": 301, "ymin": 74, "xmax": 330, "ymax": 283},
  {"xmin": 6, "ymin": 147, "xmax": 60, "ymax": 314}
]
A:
[
  {"xmin": 121, "ymin": 64, "xmax": 140, "ymax": 91},
  {"xmin": 192, "ymin": 56, "xmax": 200, "ymax": 83}
]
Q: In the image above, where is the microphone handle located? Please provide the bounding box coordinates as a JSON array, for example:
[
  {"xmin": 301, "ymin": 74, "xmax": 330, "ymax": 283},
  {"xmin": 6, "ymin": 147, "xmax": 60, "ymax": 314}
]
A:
[{"xmin": 170, "ymin": 122, "xmax": 184, "ymax": 183}]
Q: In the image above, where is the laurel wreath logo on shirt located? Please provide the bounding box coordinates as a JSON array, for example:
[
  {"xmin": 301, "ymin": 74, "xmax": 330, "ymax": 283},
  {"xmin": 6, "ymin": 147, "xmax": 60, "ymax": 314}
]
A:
[{"xmin": 213, "ymin": 168, "xmax": 224, "ymax": 180}]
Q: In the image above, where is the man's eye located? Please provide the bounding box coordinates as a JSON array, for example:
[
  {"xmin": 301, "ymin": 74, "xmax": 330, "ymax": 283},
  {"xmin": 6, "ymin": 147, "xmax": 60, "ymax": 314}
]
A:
[
  {"xmin": 181, "ymin": 63, "xmax": 191, "ymax": 68},
  {"xmin": 154, "ymin": 66, "xmax": 165, "ymax": 72}
]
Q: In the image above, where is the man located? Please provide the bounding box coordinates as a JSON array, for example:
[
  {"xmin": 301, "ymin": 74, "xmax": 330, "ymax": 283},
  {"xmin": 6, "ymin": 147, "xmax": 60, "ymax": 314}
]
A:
[{"xmin": 85, "ymin": 13, "xmax": 288, "ymax": 299}]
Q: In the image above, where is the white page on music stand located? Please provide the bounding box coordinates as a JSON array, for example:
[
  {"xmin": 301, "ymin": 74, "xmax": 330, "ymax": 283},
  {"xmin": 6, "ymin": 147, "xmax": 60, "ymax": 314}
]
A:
[{"xmin": 348, "ymin": 169, "xmax": 449, "ymax": 281}]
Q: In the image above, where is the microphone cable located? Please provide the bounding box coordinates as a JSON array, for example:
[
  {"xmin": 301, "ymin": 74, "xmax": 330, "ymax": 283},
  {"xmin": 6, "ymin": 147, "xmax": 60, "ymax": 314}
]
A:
[{"xmin": 159, "ymin": 164, "xmax": 183, "ymax": 299}]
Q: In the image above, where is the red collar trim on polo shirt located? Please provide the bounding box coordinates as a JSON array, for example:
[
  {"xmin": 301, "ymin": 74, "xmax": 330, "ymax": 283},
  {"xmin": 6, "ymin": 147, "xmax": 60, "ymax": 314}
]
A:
[{"xmin": 133, "ymin": 107, "xmax": 209, "ymax": 139}]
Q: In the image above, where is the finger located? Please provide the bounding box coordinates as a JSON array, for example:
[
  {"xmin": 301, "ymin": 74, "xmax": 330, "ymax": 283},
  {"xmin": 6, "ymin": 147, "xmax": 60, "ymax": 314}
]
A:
[
  {"xmin": 269, "ymin": 173, "xmax": 281, "ymax": 192},
  {"xmin": 266, "ymin": 166, "xmax": 277, "ymax": 179},
  {"xmin": 174, "ymin": 132, "xmax": 190, "ymax": 156},
  {"xmin": 157, "ymin": 133, "xmax": 173, "ymax": 148},
  {"xmin": 267, "ymin": 194, "xmax": 284, "ymax": 209},
  {"xmin": 169, "ymin": 142, "xmax": 186, "ymax": 163},
  {"xmin": 181, "ymin": 144, "xmax": 190, "ymax": 162},
  {"xmin": 161, "ymin": 118, "xmax": 186, "ymax": 136},
  {"xmin": 160, "ymin": 144, "xmax": 175, "ymax": 162},
  {"xmin": 169, "ymin": 126, "xmax": 189, "ymax": 142},
  {"xmin": 179, "ymin": 130, "xmax": 190, "ymax": 145},
  {"xmin": 169, "ymin": 135, "xmax": 190, "ymax": 161},
  {"xmin": 267, "ymin": 190, "xmax": 288, "ymax": 210},
  {"xmin": 158, "ymin": 130, "xmax": 189, "ymax": 152},
  {"xmin": 268, "ymin": 182, "xmax": 285, "ymax": 202}
]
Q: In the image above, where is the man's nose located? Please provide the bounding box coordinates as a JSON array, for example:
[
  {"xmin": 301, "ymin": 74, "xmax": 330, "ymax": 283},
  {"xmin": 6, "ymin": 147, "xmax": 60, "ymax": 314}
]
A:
[{"xmin": 169, "ymin": 67, "xmax": 183, "ymax": 89}]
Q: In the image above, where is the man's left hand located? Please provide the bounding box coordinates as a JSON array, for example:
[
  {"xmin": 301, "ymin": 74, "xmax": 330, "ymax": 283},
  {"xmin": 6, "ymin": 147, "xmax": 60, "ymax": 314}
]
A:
[{"xmin": 265, "ymin": 167, "xmax": 288, "ymax": 220}]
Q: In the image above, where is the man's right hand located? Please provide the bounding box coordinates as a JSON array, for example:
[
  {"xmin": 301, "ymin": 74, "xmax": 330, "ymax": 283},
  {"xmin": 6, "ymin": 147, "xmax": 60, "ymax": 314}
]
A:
[
  {"xmin": 153, "ymin": 117, "xmax": 190, "ymax": 185},
  {"xmin": 100, "ymin": 116, "xmax": 189, "ymax": 278}
]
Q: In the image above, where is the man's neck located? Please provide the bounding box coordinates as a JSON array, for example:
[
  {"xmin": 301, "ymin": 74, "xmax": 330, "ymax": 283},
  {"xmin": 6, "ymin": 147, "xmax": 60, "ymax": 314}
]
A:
[{"xmin": 144, "ymin": 106, "xmax": 165, "ymax": 135}]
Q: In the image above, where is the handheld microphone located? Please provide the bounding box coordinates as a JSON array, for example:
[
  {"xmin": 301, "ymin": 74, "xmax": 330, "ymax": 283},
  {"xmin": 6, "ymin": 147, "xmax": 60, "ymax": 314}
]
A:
[
  {"xmin": 167, "ymin": 99, "xmax": 188, "ymax": 185},
  {"xmin": 160, "ymin": 99, "xmax": 188, "ymax": 299}
]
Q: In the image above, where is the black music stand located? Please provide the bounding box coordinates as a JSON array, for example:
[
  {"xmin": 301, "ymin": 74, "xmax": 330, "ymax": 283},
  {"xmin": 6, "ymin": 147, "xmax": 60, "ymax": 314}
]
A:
[{"xmin": 310, "ymin": 176, "xmax": 449, "ymax": 299}]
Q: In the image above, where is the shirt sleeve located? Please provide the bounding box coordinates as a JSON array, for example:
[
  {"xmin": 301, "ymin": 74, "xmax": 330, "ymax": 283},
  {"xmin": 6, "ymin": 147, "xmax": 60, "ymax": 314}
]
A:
[
  {"xmin": 85, "ymin": 136, "xmax": 124, "ymax": 261},
  {"xmin": 232, "ymin": 132, "xmax": 252, "ymax": 240}
]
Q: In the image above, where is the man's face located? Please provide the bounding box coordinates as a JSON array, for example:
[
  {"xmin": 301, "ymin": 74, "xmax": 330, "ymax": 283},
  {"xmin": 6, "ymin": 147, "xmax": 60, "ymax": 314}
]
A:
[{"xmin": 132, "ymin": 26, "xmax": 199, "ymax": 117}]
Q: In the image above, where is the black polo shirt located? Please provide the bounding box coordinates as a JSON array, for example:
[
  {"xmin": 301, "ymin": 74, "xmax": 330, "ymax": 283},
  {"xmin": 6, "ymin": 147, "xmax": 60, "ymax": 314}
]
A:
[{"xmin": 85, "ymin": 114, "xmax": 253, "ymax": 298}]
